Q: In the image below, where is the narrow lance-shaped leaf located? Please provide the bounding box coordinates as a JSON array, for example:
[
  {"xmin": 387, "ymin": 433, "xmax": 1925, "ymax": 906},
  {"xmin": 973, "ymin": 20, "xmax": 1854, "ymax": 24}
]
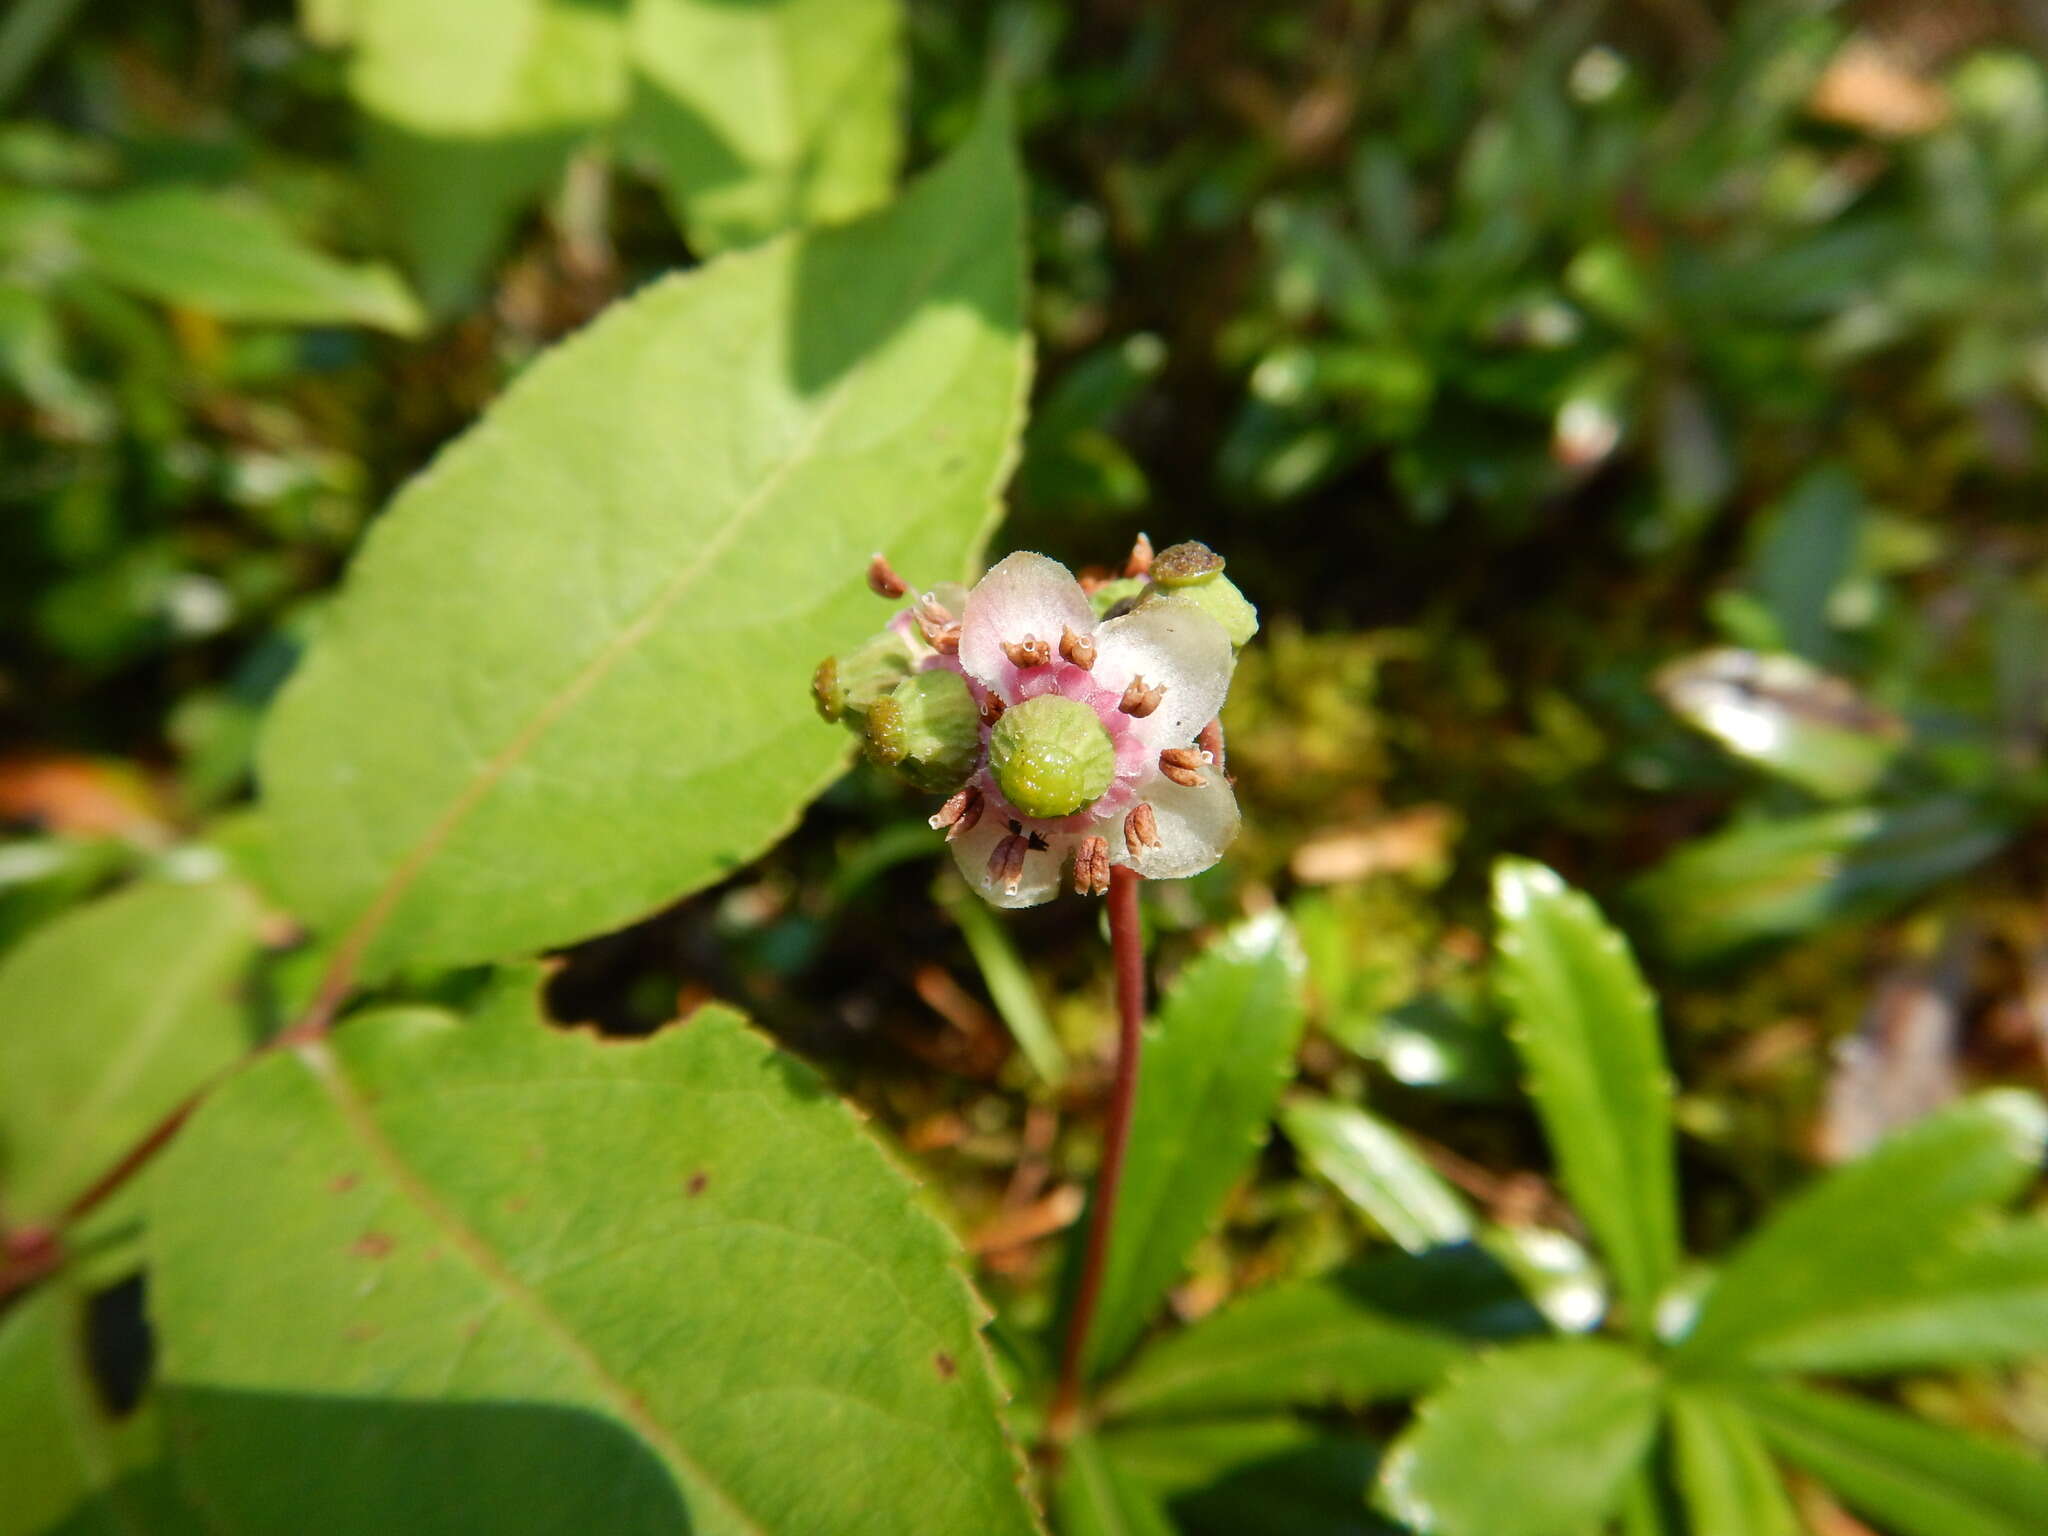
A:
[
  {"xmin": 1103, "ymin": 1418, "xmax": 1398, "ymax": 1536},
  {"xmin": 1668, "ymin": 1388, "xmax": 1799, "ymax": 1536},
  {"xmin": 1730, "ymin": 1379, "xmax": 2048, "ymax": 1536},
  {"xmin": 257, "ymin": 104, "xmax": 1028, "ymax": 978},
  {"xmin": 1674, "ymin": 1091, "xmax": 2048, "ymax": 1373},
  {"xmin": 1280, "ymin": 1095, "xmax": 1473, "ymax": 1254},
  {"xmin": 1076, "ymin": 912, "xmax": 1308, "ymax": 1379},
  {"xmin": 1492, "ymin": 859, "xmax": 1678, "ymax": 1338},
  {"xmin": 626, "ymin": 0, "xmax": 904, "ymax": 254},
  {"xmin": 0, "ymin": 876, "xmax": 261, "ymax": 1224},
  {"xmin": 1054, "ymin": 1435, "xmax": 1177, "ymax": 1536},
  {"xmin": 148, "ymin": 991, "xmax": 1039, "ymax": 1536},
  {"xmin": 1377, "ymin": 1338, "xmax": 1663, "ymax": 1536}
]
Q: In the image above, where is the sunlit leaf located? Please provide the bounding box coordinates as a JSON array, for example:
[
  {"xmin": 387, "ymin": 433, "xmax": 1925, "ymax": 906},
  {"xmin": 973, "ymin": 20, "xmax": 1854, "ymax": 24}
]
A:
[
  {"xmin": 148, "ymin": 995, "xmax": 1039, "ymax": 1535},
  {"xmin": 1054, "ymin": 1434, "xmax": 1176, "ymax": 1536},
  {"xmin": 1668, "ymin": 1388, "xmax": 1799, "ymax": 1536},
  {"xmin": 257, "ymin": 107, "xmax": 1027, "ymax": 978},
  {"xmin": 1492, "ymin": 859, "xmax": 1678, "ymax": 1340},
  {"xmin": 1280, "ymin": 1096, "xmax": 1473, "ymax": 1253},
  {"xmin": 1655, "ymin": 649, "xmax": 1902, "ymax": 799}
]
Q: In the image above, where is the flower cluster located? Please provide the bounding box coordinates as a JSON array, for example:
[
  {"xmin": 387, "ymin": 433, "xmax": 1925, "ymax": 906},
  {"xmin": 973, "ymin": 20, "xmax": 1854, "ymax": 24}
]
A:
[{"xmin": 815, "ymin": 537, "xmax": 1257, "ymax": 907}]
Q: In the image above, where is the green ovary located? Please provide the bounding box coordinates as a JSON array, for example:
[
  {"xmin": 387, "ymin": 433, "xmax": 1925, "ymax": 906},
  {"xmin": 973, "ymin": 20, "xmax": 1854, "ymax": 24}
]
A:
[{"xmin": 988, "ymin": 695, "xmax": 1117, "ymax": 819}]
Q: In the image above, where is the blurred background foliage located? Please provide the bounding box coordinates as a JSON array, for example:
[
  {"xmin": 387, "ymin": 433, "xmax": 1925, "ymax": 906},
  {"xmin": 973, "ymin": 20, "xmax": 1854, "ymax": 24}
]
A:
[{"xmin": 5, "ymin": 0, "xmax": 2048, "ymax": 1516}]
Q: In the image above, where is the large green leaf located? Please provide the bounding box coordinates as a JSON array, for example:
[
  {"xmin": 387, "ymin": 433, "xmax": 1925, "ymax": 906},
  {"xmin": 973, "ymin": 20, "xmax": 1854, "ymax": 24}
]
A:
[
  {"xmin": 1054, "ymin": 1435, "xmax": 1176, "ymax": 1536},
  {"xmin": 1102, "ymin": 1258, "xmax": 1469, "ymax": 1421},
  {"xmin": 1667, "ymin": 1388, "xmax": 1798, "ymax": 1536},
  {"xmin": 1491, "ymin": 859, "xmax": 1677, "ymax": 1339},
  {"xmin": 73, "ymin": 187, "xmax": 423, "ymax": 334},
  {"xmin": 1104, "ymin": 1418, "xmax": 1396, "ymax": 1536},
  {"xmin": 1731, "ymin": 1380, "xmax": 2048, "ymax": 1536},
  {"xmin": 1674, "ymin": 1091, "xmax": 2048, "ymax": 1373},
  {"xmin": 1076, "ymin": 912, "xmax": 1307, "ymax": 1379},
  {"xmin": 0, "ymin": 1282, "xmax": 208, "ymax": 1536},
  {"xmin": 1279, "ymin": 1096, "xmax": 1473, "ymax": 1253},
  {"xmin": 147, "ymin": 993, "xmax": 1039, "ymax": 1535},
  {"xmin": 1377, "ymin": 1338, "xmax": 1663, "ymax": 1536},
  {"xmin": 625, "ymin": 0, "xmax": 902, "ymax": 254},
  {"xmin": 257, "ymin": 106, "xmax": 1027, "ymax": 978},
  {"xmin": 0, "ymin": 876, "xmax": 261, "ymax": 1223}
]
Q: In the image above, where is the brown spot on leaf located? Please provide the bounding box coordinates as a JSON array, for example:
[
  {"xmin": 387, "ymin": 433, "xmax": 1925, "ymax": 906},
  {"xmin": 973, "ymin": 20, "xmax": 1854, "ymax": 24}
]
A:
[
  {"xmin": 352, "ymin": 1232, "xmax": 394, "ymax": 1260},
  {"xmin": 345, "ymin": 1322, "xmax": 380, "ymax": 1343},
  {"xmin": 506, "ymin": 1196, "xmax": 530, "ymax": 1213},
  {"xmin": 685, "ymin": 1171, "xmax": 709, "ymax": 1197},
  {"xmin": 329, "ymin": 1173, "xmax": 359, "ymax": 1194},
  {"xmin": 934, "ymin": 1351, "xmax": 957, "ymax": 1380}
]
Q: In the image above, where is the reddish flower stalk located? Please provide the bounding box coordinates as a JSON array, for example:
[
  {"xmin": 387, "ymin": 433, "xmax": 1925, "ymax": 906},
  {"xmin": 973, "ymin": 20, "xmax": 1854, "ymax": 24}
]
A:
[{"xmin": 1048, "ymin": 864, "xmax": 1145, "ymax": 1438}]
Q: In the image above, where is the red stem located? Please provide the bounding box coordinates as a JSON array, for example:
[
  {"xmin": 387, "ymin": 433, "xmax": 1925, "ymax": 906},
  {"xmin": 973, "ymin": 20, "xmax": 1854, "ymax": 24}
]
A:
[{"xmin": 1049, "ymin": 865, "xmax": 1145, "ymax": 1437}]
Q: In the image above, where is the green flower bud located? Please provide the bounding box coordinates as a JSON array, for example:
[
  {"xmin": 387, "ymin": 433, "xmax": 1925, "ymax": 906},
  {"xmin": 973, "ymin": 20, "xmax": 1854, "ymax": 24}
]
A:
[
  {"xmin": 988, "ymin": 695, "xmax": 1116, "ymax": 819},
  {"xmin": 814, "ymin": 630, "xmax": 914, "ymax": 723},
  {"xmin": 1088, "ymin": 576, "xmax": 1148, "ymax": 619},
  {"xmin": 1144, "ymin": 572, "xmax": 1259, "ymax": 649},
  {"xmin": 864, "ymin": 670, "xmax": 981, "ymax": 793},
  {"xmin": 1150, "ymin": 540, "xmax": 1226, "ymax": 587}
]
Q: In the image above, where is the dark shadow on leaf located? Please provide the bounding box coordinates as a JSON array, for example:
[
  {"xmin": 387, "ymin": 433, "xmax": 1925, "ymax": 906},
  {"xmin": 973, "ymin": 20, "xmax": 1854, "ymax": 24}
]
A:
[
  {"xmin": 1330, "ymin": 1241, "xmax": 1549, "ymax": 1341},
  {"xmin": 1165, "ymin": 1435, "xmax": 1397, "ymax": 1536},
  {"xmin": 162, "ymin": 1388, "xmax": 692, "ymax": 1535}
]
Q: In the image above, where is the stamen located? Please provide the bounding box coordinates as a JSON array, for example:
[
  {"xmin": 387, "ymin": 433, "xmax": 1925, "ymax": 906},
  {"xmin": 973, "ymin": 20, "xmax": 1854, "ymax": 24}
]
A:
[
  {"xmin": 1059, "ymin": 626, "xmax": 1097, "ymax": 669},
  {"xmin": 1125, "ymin": 532, "xmax": 1154, "ymax": 579},
  {"xmin": 930, "ymin": 786, "xmax": 983, "ymax": 839},
  {"xmin": 867, "ymin": 554, "xmax": 908, "ymax": 599},
  {"xmin": 1119, "ymin": 676, "xmax": 1166, "ymax": 717},
  {"xmin": 988, "ymin": 833, "xmax": 1030, "ymax": 894},
  {"xmin": 1159, "ymin": 747, "xmax": 1206, "ymax": 788},
  {"xmin": 1124, "ymin": 803, "xmax": 1160, "ymax": 854},
  {"xmin": 1196, "ymin": 718, "xmax": 1225, "ymax": 767},
  {"xmin": 978, "ymin": 693, "xmax": 1005, "ymax": 726},
  {"xmin": 1002, "ymin": 634, "xmax": 1052, "ymax": 669},
  {"xmin": 1073, "ymin": 835, "xmax": 1111, "ymax": 896}
]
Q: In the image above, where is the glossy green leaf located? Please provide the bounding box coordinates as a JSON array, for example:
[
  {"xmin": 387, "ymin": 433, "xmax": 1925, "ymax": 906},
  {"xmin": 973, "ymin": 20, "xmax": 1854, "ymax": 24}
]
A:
[
  {"xmin": 625, "ymin": 0, "xmax": 902, "ymax": 254},
  {"xmin": 1280, "ymin": 1095, "xmax": 1473, "ymax": 1253},
  {"xmin": 0, "ymin": 1282, "xmax": 208, "ymax": 1536},
  {"xmin": 945, "ymin": 878, "xmax": 1066, "ymax": 1086},
  {"xmin": 1104, "ymin": 1418, "xmax": 1396, "ymax": 1536},
  {"xmin": 74, "ymin": 188, "xmax": 423, "ymax": 334},
  {"xmin": 0, "ymin": 876, "xmax": 261, "ymax": 1223},
  {"xmin": 1655, "ymin": 649, "xmax": 1901, "ymax": 800},
  {"xmin": 1103, "ymin": 1258, "xmax": 1469, "ymax": 1421},
  {"xmin": 1675, "ymin": 1091, "xmax": 2048, "ymax": 1373},
  {"xmin": 1630, "ymin": 798, "xmax": 2012, "ymax": 965},
  {"xmin": 1492, "ymin": 859, "xmax": 1677, "ymax": 1339},
  {"xmin": 1055, "ymin": 1435, "xmax": 1176, "ymax": 1536},
  {"xmin": 1731, "ymin": 1380, "xmax": 2048, "ymax": 1536},
  {"xmin": 1667, "ymin": 1389, "xmax": 1798, "ymax": 1536},
  {"xmin": 1076, "ymin": 911, "xmax": 1307, "ymax": 1379},
  {"xmin": 257, "ymin": 107, "xmax": 1027, "ymax": 978},
  {"xmin": 1378, "ymin": 1338, "xmax": 1662, "ymax": 1536},
  {"xmin": 148, "ymin": 996, "xmax": 1038, "ymax": 1535}
]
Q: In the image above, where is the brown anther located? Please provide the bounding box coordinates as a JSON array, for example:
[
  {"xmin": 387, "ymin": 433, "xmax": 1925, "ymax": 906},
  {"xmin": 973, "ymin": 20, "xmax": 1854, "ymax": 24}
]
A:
[
  {"xmin": 930, "ymin": 786, "xmax": 983, "ymax": 840},
  {"xmin": 978, "ymin": 693, "xmax": 1005, "ymax": 726},
  {"xmin": 930, "ymin": 625, "xmax": 961, "ymax": 655},
  {"xmin": 1073, "ymin": 835, "xmax": 1111, "ymax": 896},
  {"xmin": 988, "ymin": 833, "xmax": 1030, "ymax": 894},
  {"xmin": 1002, "ymin": 634, "xmax": 1052, "ymax": 669},
  {"xmin": 866, "ymin": 554, "xmax": 908, "ymax": 599},
  {"xmin": 1197, "ymin": 717, "xmax": 1232, "ymax": 784},
  {"xmin": 1124, "ymin": 803, "xmax": 1161, "ymax": 855},
  {"xmin": 1118, "ymin": 675, "xmax": 1166, "ymax": 718},
  {"xmin": 1058, "ymin": 626, "xmax": 1097, "ymax": 669},
  {"xmin": 1124, "ymin": 532, "xmax": 1154, "ymax": 578},
  {"xmin": 1159, "ymin": 747, "xmax": 1207, "ymax": 788}
]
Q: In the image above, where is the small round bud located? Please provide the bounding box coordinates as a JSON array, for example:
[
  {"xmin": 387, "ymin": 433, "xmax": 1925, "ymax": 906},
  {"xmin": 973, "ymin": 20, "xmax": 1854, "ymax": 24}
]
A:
[
  {"xmin": 1148, "ymin": 572, "xmax": 1259, "ymax": 648},
  {"xmin": 820, "ymin": 631, "xmax": 914, "ymax": 725},
  {"xmin": 812, "ymin": 657, "xmax": 844, "ymax": 722},
  {"xmin": 1150, "ymin": 540, "xmax": 1226, "ymax": 587},
  {"xmin": 988, "ymin": 695, "xmax": 1117, "ymax": 819},
  {"xmin": 864, "ymin": 670, "xmax": 981, "ymax": 793}
]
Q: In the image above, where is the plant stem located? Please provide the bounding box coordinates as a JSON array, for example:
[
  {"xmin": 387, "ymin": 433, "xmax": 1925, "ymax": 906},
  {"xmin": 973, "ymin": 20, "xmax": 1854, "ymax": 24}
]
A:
[{"xmin": 1048, "ymin": 865, "xmax": 1145, "ymax": 1438}]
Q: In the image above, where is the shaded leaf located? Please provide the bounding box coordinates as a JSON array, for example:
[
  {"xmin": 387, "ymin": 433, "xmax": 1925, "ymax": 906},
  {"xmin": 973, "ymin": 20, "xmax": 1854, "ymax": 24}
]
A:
[
  {"xmin": 74, "ymin": 188, "xmax": 422, "ymax": 333},
  {"xmin": 1378, "ymin": 1337, "xmax": 1662, "ymax": 1536},
  {"xmin": 1655, "ymin": 649, "xmax": 1901, "ymax": 800},
  {"xmin": 1077, "ymin": 912, "xmax": 1307, "ymax": 1379},
  {"xmin": 1668, "ymin": 1388, "xmax": 1798, "ymax": 1536},
  {"xmin": 1055, "ymin": 1434, "xmax": 1176, "ymax": 1536},
  {"xmin": 625, "ymin": 0, "xmax": 903, "ymax": 254},
  {"xmin": 148, "ymin": 997, "xmax": 1039, "ymax": 1535},
  {"xmin": 1105, "ymin": 1418, "xmax": 1395, "ymax": 1536},
  {"xmin": 1732, "ymin": 1380, "xmax": 2048, "ymax": 1536},
  {"xmin": 257, "ymin": 107, "xmax": 1027, "ymax": 977},
  {"xmin": 1280, "ymin": 1096, "xmax": 1473, "ymax": 1253},
  {"xmin": 1492, "ymin": 859, "xmax": 1677, "ymax": 1339},
  {"xmin": 0, "ymin": 876, "xmax": 261, "ymax": 1223},
  {"xmin": 1675, "ymin": 1091, "xmax": 2048, "ymax": 1373}
]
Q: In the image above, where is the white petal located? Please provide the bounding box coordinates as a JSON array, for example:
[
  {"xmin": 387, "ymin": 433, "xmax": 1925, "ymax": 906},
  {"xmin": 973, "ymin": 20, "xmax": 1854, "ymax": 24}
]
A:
[
  {"xmin": 1090, "ymin": 596, "xmax": 1235, "ymax": 750},
  {"xmin": 1112, "ymin": 771, "xmax": 1240, "ymax": 881},
  {"xmin": 959, "ymin": 552, "xmax": 1096, "ymax": 698},
  {"xmin": 945, "ymin": 816, "xmax": 1079, "ymax": 909}
]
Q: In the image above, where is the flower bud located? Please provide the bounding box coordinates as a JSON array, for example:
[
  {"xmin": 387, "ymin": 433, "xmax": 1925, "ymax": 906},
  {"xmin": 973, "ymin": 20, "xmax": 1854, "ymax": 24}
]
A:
[
  {"xmin": 988, "ymin": 695, "xmax": 1117, "ymax": 819},
  {"xmin": 1149, "ymin": 540, "xmax": 1226, "ymax": 587},
  {"xmin": 863, "ymin": 670, "xmax": 981, "ymax": 793},
  {"xmin": 1145, "ymin": 574, "xmax": 1259, "ymax": 649},
  {"xmin": 813, "ymin": 631, "xmax": 914, "ymax": 723}
]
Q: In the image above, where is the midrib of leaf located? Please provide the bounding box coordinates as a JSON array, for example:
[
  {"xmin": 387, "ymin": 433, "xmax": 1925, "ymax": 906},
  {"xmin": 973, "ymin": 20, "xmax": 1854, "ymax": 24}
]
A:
[
  {"xmin": 35, "ymin": 892, "xmax": 246, "ymax": 1209},
  {"xmin": 296, "ymin": 1037, "xmax": 770, "ymax": 1536},
  {"xmin": 313, "ymin": 216, "xmax": 979, "ymax": 998}
]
